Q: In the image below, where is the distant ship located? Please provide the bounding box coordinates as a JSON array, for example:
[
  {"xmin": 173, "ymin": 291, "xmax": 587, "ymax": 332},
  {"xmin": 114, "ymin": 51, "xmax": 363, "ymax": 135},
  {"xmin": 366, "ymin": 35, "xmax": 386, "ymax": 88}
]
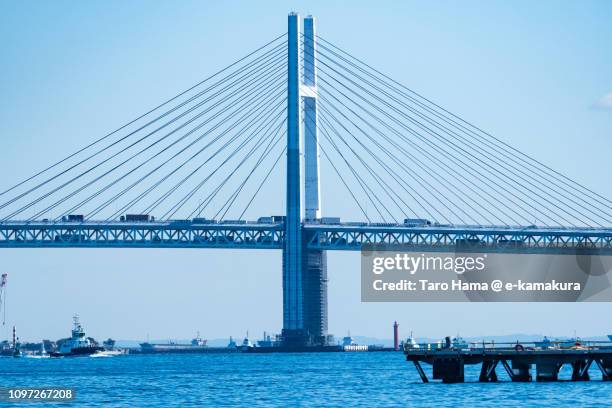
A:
[
  {"xmin": 50, "ymin": 315, "xmax": 104, "ymax": 357},
  {"xmin": 139, "ymin": 332, "xmax": 208, "ymax": 353},
  {"xmin": 342, "ymin": 332, "xmax": 356, "ymax": 347},
  {"xmin": 608, "ymin": 335, "xmax": 612, "ymax": 342},
  {"xmin": 237, "ymin": 332, "xmax": 254, "ymax": 352},
  {"xmin": 451, "ymin": 336, "xmax": 469, "ymax": 349},
  {"xmin": 535, "ymin": 336, "xmax": 580, "ymax": 349},
  {"xmin": 405, "ymin": 332, "xmax": 420, "ymax": 350},
  {"xmin": 24, "ymin": 341, "xmax": 49, "ymax": 359},
  {"xmin": 227, "ymin": 336, "xmax": 237, "ymax": 348}
]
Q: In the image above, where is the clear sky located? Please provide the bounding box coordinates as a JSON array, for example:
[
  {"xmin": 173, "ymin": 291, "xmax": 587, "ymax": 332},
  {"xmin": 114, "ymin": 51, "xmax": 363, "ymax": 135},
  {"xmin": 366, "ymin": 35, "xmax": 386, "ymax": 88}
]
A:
[{"xmin": 0, "ymin": 0, "xmax": 611, "ymax": 342}]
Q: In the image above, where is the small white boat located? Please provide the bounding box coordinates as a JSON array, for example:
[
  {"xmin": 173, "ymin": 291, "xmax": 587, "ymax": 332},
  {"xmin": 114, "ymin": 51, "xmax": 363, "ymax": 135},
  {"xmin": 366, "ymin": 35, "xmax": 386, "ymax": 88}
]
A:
[{"xmin": 25, "ymin": 341, "xmax": 50, "ymax": 358}]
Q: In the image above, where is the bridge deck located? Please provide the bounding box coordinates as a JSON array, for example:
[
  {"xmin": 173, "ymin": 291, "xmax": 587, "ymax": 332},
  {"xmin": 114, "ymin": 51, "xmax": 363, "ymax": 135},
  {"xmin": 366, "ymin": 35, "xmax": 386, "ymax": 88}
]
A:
[{"xmin": 0, "ymin": 220, "xmax": 610, "ymax": 253}]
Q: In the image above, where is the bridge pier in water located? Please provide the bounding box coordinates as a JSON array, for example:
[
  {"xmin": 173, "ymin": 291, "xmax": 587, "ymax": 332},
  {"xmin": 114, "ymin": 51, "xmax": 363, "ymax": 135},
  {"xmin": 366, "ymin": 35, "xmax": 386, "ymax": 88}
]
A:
[{"xmin": 302, "ymin": 234, "xmax": 328, "ymax": 346}]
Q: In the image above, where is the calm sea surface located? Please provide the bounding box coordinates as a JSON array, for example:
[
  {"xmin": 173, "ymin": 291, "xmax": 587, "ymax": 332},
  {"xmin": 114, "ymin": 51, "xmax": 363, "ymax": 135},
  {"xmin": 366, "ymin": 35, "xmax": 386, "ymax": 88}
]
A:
[{"xmin": 1, "ymin": 352, "xmax": 611, "ymax": 407}]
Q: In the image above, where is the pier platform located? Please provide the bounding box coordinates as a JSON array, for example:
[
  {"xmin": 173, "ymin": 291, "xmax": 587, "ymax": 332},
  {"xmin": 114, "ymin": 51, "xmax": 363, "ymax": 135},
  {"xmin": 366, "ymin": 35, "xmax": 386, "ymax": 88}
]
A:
[{"xmin": 405, "ymin": 340, "xmax": 612, "ymax": 383}]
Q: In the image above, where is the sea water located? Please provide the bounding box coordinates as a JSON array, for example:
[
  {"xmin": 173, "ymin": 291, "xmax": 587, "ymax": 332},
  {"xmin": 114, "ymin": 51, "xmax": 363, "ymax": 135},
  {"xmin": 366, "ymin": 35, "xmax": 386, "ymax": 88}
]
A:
[{"xmin": 1, "ymin": 352, "xmax": 611, "ymax": 407}]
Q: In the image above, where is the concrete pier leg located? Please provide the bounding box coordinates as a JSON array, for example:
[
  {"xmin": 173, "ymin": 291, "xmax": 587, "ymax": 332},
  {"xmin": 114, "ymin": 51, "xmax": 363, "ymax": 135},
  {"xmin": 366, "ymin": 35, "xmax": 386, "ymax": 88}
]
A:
[
  {"xmin": 479, "ymin": 360, "xmax": 498, "ymax": 382},
  {"xmin": 433, "ymin": 359, "xmax": 465, "ymax": 383},
  {"xmin": 413, "ymin": 361, "xmax": 429, "ymax": 383},
  {"xmin": 511, "ymin": 361, "xmax": 532, "ymax": 382},
  {"xmin": 571, "ymin": 360, "xmax": 591, "ymax": 381},
  {"xmin": 536, "ymin": 363, "xmax": 560, "ymax": 382},
  {"xmin": 595, "ymin": 359, "xmax": 612, "ymax": 381}
]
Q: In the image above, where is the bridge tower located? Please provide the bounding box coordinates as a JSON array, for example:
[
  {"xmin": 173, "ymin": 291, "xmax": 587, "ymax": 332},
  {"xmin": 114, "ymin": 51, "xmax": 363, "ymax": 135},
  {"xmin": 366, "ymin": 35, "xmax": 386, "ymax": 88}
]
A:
[
  {"xmin": 282, "ymin": 13, "xmax": 328, "ymax": 347},
  {"xmin": 301, "ymin": 15, "xmax": 328, "ymax": 346}
]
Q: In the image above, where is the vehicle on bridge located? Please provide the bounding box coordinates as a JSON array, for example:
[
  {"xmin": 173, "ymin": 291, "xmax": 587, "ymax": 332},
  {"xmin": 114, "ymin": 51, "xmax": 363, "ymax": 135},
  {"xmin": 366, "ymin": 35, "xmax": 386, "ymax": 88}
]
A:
[
  {"xmin": 120, "ymin": 214, "xmax": 155, "ymax": 222},
  {"xmin": 404, "ymin": 218, "xmax": 432, "ymax": 227},
  {"xmin": 62, "ymin": 214, "xmax": 84, "ymax": 222}
]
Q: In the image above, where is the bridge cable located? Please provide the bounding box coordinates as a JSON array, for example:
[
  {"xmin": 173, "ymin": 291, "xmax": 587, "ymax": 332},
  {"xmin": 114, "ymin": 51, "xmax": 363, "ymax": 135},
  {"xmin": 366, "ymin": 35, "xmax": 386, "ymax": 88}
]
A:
[
  {"xmin": 0, "ymin": 41, "xmax": 287, "ymax": 213},
  {"xmin": 301, "ymin": 56, "xmax": 469, "ymax": 223},
  {"xmin": 315, "ymin": 36, "xmax": 612, "ymax": 224},
  {"xmin": 0, "ymin": 33, "xmax": 287, "ymax": 199},
  {"xmin": 156, "ymin": 97, "xmax": 288, "ymax": 219},
  {"xmin": 301, "ymin": 43, "xmax": 525, "ymax": 225},
  {"xmin": 318, "ymin": 102, "xmax": 449, "ymax": 223},
  {"xmin": 311, "ymin": 51, "xmax": 573, "ymax": 226},
  {"xmin": 101, "ymin": 75, "xmax": 287, "ymax": 221},
  {"xmin": 315, "ymin": 66, "xmax": 539, "ymax": 226},
  {"xmin": 215, "ymin": 123, "xmax": 286, "ymax": 221},
  {"xmin": 163, "ymin": 108, "xmax": 286, "ymax": 220},
  {"xmin": 317, "ymin": 108, "xmax": 423, "ymax": 222},
  {"xmin": 238, "ymin": 145, "xmax": 287, "ymax": 220},
  {"xmin": 0, "ymin": 47, "xmax": 287, "ymax": 220},
  {"xmin": 29, "ymin": 60, "xmax": 288, "ymax": 222},
  {"xmin": 192, "ymin": 117, "xmax": 286, "ymax": 220},
  {"xmin": 314, "ymin": 71, "xmax": 505, "ymax": 225},
  {"xmin": 68, "ymin": 64, "xmax": 288, "ymax": 220},
  {"xmin": 316, "ymin": 116, "xmax": 392, "ymax": 222},
  {"xmin": 305, "ymin": 57, "xmax": 518, "ymax": 225},
  {"xmin": 313, "ymin": 46, "xmax": 607, "ymax": 226},
  {"xmin": 316, "ymin": 35, "xmax": 612, "ymax": 215},
  {"xmin": 110, "ymin": 84, "xmax": 287, "ymax": 220},
  {"xmin": 312, "ymin": 74, "xmax": 478, "ymax": 224}
]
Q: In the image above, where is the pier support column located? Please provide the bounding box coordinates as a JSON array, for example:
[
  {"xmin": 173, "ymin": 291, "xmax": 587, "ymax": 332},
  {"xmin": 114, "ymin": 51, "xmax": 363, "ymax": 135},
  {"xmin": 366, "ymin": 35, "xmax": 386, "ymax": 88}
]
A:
[
  {"xmin": 510, "ymin": 361, "xmax": 532, "ymax": 382},
  {"xmin": 413, "ymin": 361, "xmax": 429, "ymax": 383},
  {"xmin": 571, "ymin": 360, "xmax": 591, "ymax": 381},
  {"xmin": 595, "ymin": 359, "xmax": 612, "ymax": 381},
  {"xmin": 433, "ymin": 358, "xmax": 465, "ymax": 383},
  {"xmin": 479, "ymin": 360, "xmax": 498, "ymax": 382},
  {"xmin": 536, "ymin": 362, "xmax": 561, "ymax": 382}
]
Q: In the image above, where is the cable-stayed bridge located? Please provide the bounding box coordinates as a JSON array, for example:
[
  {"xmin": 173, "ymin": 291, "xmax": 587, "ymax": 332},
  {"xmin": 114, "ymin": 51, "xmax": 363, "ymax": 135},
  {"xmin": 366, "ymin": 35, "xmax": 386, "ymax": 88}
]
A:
[{"xmin": 1, "ymin": 14, "xmax": 611, "ymax": 347}]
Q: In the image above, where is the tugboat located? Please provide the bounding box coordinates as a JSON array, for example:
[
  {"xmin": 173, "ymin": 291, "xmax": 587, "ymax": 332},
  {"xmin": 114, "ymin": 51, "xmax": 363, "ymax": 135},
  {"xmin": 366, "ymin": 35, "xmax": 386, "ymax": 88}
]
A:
[{"xmin": 50, "ymin": 315, "xmax": 103, "ymax": 357}]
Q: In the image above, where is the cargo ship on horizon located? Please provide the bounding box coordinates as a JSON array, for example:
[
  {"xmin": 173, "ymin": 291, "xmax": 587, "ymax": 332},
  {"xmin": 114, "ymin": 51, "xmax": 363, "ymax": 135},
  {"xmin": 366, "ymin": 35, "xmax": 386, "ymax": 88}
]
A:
[{"xmin": 139, "ymin": 332, "xmax": 208, "ymax": 353}]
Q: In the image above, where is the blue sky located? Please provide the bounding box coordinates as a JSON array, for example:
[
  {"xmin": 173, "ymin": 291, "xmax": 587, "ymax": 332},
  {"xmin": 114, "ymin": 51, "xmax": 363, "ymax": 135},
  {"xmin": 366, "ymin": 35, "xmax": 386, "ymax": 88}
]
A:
[{"xmin": 0, "ymin": 0, "xmax": 611, "ymax": 342}]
